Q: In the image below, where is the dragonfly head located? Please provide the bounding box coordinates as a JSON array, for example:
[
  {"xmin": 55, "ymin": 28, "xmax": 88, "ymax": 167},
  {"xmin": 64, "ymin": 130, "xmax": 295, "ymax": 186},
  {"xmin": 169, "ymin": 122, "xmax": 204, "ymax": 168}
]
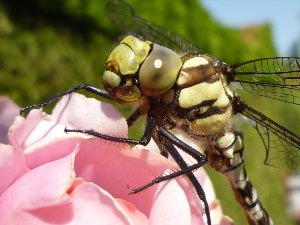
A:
[{"xmin": 103, "ymin": 35, "xmax": 182, "ymax": 102}]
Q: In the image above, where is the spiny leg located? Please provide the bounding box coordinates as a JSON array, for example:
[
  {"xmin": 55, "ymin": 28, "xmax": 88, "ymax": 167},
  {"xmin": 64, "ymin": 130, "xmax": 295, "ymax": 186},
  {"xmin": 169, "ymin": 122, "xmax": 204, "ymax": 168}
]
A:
[
  {"xmin": 129, "ymin": 127, "xmax": 208, "ymax": 193},
  {"xmin": 65, "ymin": 116, "xmax": 155, "ymax": 145},
  {"xmin": 154, "ymin": 127, "xmax": 211, "ymax": 225},
  {"xmin": 20, "ymin": 84, "xmax": 112, "ymax": 115},
  {"xmin": 214, "ymin": 132, "xmax": 274, "ymax": 225}
]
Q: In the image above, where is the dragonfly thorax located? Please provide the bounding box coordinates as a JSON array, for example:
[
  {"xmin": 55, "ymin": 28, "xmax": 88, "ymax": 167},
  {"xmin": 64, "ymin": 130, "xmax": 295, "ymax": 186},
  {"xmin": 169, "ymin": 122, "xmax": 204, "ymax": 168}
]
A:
[{"xmin": 165, "ymin": 53, "xmax": 234, "ymax": 136}]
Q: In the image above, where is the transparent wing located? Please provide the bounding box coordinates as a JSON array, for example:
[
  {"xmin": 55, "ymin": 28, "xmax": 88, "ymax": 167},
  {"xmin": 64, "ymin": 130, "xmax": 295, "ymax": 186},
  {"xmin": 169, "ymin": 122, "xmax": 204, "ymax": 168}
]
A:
[
  {"xmin": 230, "ymin": 57, "xmax": 300, "ymax": 104},
  {"xmin": 106, "ymin": 0, "xmax": 200, "ymax": 54},
  {"xmin": 234, "ymin": 97, "xmax": 300, "ymax": 172}
]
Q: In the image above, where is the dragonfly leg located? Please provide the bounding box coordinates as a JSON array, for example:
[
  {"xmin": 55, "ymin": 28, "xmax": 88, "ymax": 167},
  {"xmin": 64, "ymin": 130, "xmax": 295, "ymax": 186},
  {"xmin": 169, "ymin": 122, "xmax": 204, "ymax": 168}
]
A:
[
  {"xmin": 210, "ymin": 132, "xmax": 274, "ymax": 225},
  {"xmin": 65, "ymin": 116, "xmax": 155, "ymax": 145},
  {"xmin": 129, "ymin": 133, "xmax": 206, "ymax": 195},
  {"xmin": 152, "ymin": 127, "xmax": 211, "ymax": 225},
  {"xmin": 20, "ymin": 84, "xmax": 112, "ymax": 115}
]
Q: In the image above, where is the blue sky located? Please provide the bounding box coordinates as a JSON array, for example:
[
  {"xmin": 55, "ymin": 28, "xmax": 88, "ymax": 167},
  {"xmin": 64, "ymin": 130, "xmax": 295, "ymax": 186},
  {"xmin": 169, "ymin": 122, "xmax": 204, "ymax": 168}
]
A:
[{"xmin": 201, "ymin": 0, "xmax": 300, "ymax": 56}]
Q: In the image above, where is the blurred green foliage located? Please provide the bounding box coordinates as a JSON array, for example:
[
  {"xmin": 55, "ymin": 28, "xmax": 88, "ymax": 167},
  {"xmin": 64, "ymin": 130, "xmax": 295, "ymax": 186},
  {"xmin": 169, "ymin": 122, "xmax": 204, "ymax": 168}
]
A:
[
  {"xmin": 0, "ymin": 0, "xmax": 276, "ymax": 106},
  {"xmin": 0, "ymin": 0, "xmax": 295, "ymax": 224}
]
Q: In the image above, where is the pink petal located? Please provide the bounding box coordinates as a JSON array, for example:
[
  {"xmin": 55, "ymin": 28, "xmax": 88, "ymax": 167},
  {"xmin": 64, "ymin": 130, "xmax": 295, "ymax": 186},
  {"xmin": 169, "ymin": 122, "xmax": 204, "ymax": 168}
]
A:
[
  {"xmin": 74, "ymin": 137, "xmax": 207, "ymax": 223},
  {"xmin": 10, "ymin": 108, "xmax": 77, "ymax": 168},
  {"xmin": 176, "ymin": 168, "xmax": 211, "ymax": 225},
  {"xmin": 175, "ymin": 164, "xmax": 230, "ymax": 225},
  {"xmin": 0, "ymin": 144, "xmax": 28, "ymax": 195},
  {"xmin": 8, "ymin": 110, "xmax": 45, "ymax": 152},
  {"xmin": 51, "ymin": 93, "xmax": 128, "ymax": 136},
  {"xmin": 116, "ymin": 199, "xmax": 149, "ymax": 225},
  {"xmin": 67, "ymin": 177, "xmax": 86, "ymax": 195},
  {"xmin": 74, "ymin": 138, "xmax": 176, "ymax": 216},
  {"xmin": 193, "ymin": 169, "xmax": 233, "ymax": 225},
  {"xmin": 71, "ymin": 183, "xmax": 148, "ymax": 225},
  {"xmin": 8, "ymin": 93, "xmax": 128, "ymax": 169},
  {"xmin": 0, "ymin": 96, "xmax": 20, "ymax": 144},
  {"xmin": 149, "ymin": 179, "xmax": 193, "ymax": 225},
  {"xmin": 0, "ymin": 150, "xmax": 76, "ymax": 225}
]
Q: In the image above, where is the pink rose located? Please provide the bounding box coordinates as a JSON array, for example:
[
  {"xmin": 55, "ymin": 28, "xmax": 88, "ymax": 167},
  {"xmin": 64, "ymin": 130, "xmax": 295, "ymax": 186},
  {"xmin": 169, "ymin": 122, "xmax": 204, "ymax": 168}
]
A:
[{"xmin": 0, "ymin": 93, "xmax": 233, "ymax": 225}]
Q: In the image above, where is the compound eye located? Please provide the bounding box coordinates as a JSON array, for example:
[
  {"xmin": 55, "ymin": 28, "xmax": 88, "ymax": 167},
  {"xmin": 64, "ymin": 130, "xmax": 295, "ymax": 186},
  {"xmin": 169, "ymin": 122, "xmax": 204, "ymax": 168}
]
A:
[{"xmin": 139, "ymin": 44, "xmax": 182, "ymax": 96}]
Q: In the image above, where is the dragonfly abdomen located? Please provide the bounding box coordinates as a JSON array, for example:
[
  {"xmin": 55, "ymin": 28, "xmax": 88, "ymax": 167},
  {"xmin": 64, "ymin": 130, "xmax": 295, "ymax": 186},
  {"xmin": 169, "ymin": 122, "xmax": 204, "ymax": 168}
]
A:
[{"xmin": 214, "ymin": 133, "xmax": 274, "ymax": 225}]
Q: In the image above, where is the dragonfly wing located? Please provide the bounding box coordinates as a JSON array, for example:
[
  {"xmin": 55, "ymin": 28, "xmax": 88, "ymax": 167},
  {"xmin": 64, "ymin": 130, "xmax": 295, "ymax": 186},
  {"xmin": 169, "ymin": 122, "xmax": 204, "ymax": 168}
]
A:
[
  {"xmin": 233, "ymin": 97, "xmax": 300, "ymax": 172},
  {"xmin": 106, "ymin": 0, "xmax": 200, "ymax": 54},
  {"xmin": 230, "ymin": 57, "xmax": 300, "ymax": 104}
]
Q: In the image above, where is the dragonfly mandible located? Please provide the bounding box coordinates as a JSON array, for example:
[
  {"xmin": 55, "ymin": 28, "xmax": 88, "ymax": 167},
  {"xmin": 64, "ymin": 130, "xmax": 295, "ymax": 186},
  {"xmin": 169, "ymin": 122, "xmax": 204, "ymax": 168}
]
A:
[{"xmin": 21, "ymin": 0, "xmax": 300, "ymax": 224}]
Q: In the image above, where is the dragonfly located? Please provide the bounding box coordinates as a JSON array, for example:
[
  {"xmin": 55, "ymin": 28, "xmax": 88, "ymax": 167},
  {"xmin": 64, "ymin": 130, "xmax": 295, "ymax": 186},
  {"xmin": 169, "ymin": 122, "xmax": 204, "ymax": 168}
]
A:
[{"xmin": 21, "ymin": 0, "xmax": 300, "ymax": 224}]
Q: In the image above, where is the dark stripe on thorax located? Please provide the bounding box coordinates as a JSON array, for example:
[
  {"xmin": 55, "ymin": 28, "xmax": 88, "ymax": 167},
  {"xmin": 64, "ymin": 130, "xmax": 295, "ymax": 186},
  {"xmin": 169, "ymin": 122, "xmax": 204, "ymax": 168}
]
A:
[
  {"xmin": 186, "ymin": 105, "xmax": 229, "ymax": 121},
  {"xmin": 178, "ymin": 65, "xmax": 220, "ymax": 88}
]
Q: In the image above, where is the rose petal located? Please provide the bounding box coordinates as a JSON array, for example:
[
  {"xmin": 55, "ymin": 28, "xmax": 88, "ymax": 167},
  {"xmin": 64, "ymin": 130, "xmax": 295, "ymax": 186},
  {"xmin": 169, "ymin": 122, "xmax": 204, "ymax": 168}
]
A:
[
  {"xmin": 149, "ymin": 179, "xmax": 193, "ymax": 225},
  {"xmin": 117, "ymin": 198, "xmax": 149, "ymax": 224},
  {"xmin": 9, "ymin": 93, "xmax": 129, "ymax": 169},
  {"xmin": 176, "ymin": 168, "xmax": 212, "ymax": 225},
  {"xmin": 8, "ymin": 110, "xmax": 44, "ymax": 150},
  {"xmin": 10, "ymin": 108, "xmax": 77, "ymax": 167},
  {"xmin": 73, "ymin": 137, "xmax": 207, "ymax": 223},
  {"xmin": 72, "ymin": 183, "xmax": 148, "ymax": 225},
  {"xmin": 74, "ymin": 138, "xmax": 179, "ymax": 216},
  {"xmin": 51, "ymin": 93, "xmax": 128, "ymax": 136},
  {"xmin": 0, "ymin": 149, "xmax": 76, "ymax": 224},
  {"xmin": 0, "ymin": 144, "xmax": 28, "ymax": 195}
]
